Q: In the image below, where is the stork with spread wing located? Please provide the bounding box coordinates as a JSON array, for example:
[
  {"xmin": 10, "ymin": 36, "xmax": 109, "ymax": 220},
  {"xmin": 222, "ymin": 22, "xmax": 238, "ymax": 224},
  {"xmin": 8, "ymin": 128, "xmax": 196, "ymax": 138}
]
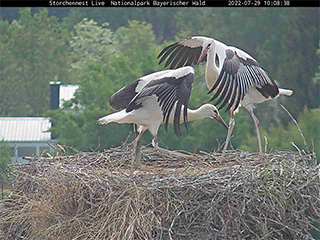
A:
[{"xmin": 158, "ymin": 36, "xmax": 293, "ymax": 154}]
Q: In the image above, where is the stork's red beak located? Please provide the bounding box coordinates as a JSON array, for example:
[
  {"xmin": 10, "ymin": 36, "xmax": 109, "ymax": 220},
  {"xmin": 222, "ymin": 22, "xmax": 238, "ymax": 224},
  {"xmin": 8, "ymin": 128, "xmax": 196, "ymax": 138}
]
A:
[
  {"xmin": 197, "ymin": 48, "xmax": 208, "ymax": 65},
  {"xmin": 214, "ymin": 115, "xmax": 228, "ymax": 129}
]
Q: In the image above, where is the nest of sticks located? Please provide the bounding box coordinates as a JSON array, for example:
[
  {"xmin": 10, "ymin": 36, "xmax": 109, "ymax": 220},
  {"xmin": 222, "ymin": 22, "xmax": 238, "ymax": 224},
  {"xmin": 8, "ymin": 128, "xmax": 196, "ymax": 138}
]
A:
[{"xmin": 1, "ymin": 142, "xmax": 319, "ymax": 240}]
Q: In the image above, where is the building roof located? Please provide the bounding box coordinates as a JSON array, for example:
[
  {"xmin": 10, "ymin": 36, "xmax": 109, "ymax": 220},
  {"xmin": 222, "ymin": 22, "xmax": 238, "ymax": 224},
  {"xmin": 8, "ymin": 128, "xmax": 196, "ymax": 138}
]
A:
[
  {"xmin": 0, "ymin": 117, "xmax": 52, "ymax": 142},
  {"xmin": 59, "ymin": 85, "xmax": 79, "ymax": 108}
]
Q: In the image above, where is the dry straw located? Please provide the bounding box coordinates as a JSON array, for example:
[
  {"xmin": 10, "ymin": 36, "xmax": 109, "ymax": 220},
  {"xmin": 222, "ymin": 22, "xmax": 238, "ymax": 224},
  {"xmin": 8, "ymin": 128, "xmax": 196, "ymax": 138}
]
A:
[{"xmin": 1, "ymin": 142, "xmax": 319, "ymax": 239}]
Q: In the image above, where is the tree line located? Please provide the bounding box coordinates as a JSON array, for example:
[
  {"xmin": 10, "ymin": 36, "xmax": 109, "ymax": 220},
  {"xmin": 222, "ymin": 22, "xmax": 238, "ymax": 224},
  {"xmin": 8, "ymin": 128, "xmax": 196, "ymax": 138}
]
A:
[{"xmin": 0, "ymin": 8, "xmax": 319, "ymax": 156}]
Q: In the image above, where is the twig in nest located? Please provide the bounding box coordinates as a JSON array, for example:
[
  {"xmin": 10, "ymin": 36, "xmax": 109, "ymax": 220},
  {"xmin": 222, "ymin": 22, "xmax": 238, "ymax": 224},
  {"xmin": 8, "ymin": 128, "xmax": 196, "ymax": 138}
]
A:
[
  {"xmin": 169, "ymin": 210, "xmax": 185, "ymax": 240},
  {"xmin": 264, "ymin": 136, "xmax": 268, "ymax": 154},
  {"xmin": 291, "ymin": 142, "xmax": 302, "ymax": 155},
  {"xmin": 280, "ymin": 104, "xmax": 310, "ymax": 153},
  {"xmin": 93, "ymin": 136, "xmax": 101, "ymax": 152}
]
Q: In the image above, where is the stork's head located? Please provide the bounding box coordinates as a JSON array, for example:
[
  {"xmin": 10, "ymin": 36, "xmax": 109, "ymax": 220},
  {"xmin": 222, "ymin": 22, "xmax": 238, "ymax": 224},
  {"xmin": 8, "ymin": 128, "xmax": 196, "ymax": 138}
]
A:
[
  {"xmin": 197, "ymin": 38, "xmax": 215, "ymax": 64},
  {"xmin": 200, "ymin": 104, "xmax": 228, "ymax": 129}
]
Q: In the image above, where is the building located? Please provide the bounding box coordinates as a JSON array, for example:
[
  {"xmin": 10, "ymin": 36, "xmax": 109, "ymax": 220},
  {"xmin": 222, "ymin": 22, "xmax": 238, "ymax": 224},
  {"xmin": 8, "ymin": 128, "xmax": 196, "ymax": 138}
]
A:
[
  {"xmin": 0, "ymin": 117, "xmax": 54, "ymax": 163},
  {"xmin": 0, "ymin": 82, "xmax": 79, "ymax": 163},
  {"xmin": 50, "ymin": 81, "xmax": 79, "ymax": 110}
]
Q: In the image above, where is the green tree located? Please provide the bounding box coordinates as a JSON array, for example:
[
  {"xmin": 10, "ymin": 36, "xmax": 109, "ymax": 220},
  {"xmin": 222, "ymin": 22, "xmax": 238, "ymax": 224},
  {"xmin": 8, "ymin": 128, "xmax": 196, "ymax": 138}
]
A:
[
  {"xmin": 47, "ymin": 20, "xmax": 164, "ymax": 151},
  {"xmin": 115, "ymin": 20, "xmax": 163, "ymax": 76},
  {"xmin": 313, "ymin": 42, "xmax": 320, "ymax": 85},
  {"xmin": 0, "ymin": 8, "xmax": 70, "ymax": 116},
  {"xmin": 62, "ymin": 8, "xmax": 180, "ymax": 42},
  {"xmin": 69, "ymin": 18, "xmax": 119, "ymax": 78},
  {"xmin": 62, "ymin": 8, "xmax": 148, "ymax": 32},
  {"xmin": 0, "ymin": 142, "xmax": 12, "ymax": 198}
]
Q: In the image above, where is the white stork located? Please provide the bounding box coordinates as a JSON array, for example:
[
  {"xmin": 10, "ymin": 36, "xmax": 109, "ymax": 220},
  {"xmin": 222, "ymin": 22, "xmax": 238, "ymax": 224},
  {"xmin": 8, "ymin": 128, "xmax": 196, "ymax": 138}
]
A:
[
  {"xmin": 158, "ymin": 36, "xmax": 293, "ymax": 154},
  {"xmin": 98, "ymin": 66, "xmax": 228, "ymax": 167}
]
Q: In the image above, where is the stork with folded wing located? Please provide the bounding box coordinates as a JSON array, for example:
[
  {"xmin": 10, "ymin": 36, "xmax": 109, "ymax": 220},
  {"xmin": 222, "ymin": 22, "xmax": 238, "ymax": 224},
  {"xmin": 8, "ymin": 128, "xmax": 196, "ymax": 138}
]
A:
[{"xmin": 98, "ymin": 66, "xmax": 228, "ymax": 167}]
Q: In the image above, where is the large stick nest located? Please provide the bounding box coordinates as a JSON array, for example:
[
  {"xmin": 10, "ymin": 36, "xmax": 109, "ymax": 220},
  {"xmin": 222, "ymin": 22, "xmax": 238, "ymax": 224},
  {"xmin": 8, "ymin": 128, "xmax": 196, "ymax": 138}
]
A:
[{"xmin": 1, "ymin": 143, "xmax": 319, "ymax": 240}]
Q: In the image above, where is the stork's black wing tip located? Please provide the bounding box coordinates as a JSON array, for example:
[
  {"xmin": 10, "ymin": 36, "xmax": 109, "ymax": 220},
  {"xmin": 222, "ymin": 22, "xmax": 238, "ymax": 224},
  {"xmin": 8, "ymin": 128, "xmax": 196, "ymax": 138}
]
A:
[{"xmin": 207, "ymin": 88, "xmax": 214, "ymax": 95}]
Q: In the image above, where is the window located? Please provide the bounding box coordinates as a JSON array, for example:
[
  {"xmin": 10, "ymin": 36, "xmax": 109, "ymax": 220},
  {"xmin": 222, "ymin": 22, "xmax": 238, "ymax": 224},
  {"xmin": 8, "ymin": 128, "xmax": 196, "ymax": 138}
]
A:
[{"xmin": 17, "ymin": 147, "xmax": 36, "ymax": 157}]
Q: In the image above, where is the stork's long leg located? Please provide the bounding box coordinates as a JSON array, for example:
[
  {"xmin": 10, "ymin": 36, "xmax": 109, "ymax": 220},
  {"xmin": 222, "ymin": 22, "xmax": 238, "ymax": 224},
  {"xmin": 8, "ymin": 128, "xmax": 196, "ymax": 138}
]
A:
[
  {"xmin": 132, "ymin": 134, "xmax": 141, "ymax": 166},
  {"xmin": 246, "ymin": 108, "xmax": 262, "ymax": 154},
  {"xmin": 222, "ymin": 111, "xmax": 235, "ymax": 154},
  {"xmin": 152, "ymin": 136, "xmax": 195, "ymax": 159},
  {"xmin": 132, "ymin": 126, "xmax": 147, "ymax": 168}
]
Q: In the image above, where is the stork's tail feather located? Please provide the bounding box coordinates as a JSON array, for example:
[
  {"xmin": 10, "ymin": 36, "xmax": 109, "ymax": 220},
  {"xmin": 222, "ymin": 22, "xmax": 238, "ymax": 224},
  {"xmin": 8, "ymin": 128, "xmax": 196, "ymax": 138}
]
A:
[
  {"xmin": 98, "ymin": 110, "xmax": 127, "ymax": 125},
  {"xmin": 279, "ymin": 88, "xmax": 293, "ymax": 96}
]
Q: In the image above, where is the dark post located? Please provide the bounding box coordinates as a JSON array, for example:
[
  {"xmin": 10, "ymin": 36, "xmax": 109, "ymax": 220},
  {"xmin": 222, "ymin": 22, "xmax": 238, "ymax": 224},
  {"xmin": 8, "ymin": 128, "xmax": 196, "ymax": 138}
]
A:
[{"xmin": 50, "ymin": 81, "xmax": 61, "ymax": 110}]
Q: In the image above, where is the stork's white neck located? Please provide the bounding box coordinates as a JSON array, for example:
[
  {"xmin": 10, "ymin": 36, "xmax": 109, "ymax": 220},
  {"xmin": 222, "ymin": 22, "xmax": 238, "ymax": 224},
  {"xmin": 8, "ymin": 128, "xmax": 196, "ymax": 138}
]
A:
[
  {"xmin": 187, "ymin": 107, "xmax": 209, "ymax": 122},
  {"xmin": 182, "ymin": 104, "xmax": 211, "ymax": 122},
  {"xmin": 205, "ymin": 48, "xmax": 219, "ymax": 90},
  {"xmin": 167, "ymin": 104, "xmax": 214, "ymax": 124}
]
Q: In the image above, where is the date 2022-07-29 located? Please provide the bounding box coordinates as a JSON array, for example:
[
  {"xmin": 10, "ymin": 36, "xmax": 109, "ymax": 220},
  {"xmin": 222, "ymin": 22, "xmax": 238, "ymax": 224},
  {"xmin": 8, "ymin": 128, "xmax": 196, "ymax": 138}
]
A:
[{"xmin": 228, "ymin": 0, "xmax": 291, "ymax": 7}]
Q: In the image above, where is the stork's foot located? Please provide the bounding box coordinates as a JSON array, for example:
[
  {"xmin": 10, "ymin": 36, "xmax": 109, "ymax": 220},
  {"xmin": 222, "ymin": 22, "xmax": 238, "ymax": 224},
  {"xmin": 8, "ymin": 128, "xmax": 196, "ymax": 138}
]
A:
[
  {"xmin": 221, "ymin": 148, "xmax": 227, "ymax": 157},
  {"xmin": 221, "ymin": 142, "xmax": 232, "ymax": 158},
  {"xmin": 219, "ymin": 150, "xmax": 229, "ymax": 165},
  {"xmin": 258, "ymin": 151, "xmax": 264, "ymax": 157}
]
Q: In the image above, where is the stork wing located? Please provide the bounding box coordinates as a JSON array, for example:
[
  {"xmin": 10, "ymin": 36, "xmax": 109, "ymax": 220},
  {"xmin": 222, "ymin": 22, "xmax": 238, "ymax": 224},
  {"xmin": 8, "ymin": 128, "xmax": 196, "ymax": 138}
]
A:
[
  {"xmin": 158, "ymin": 37, "xmax": 207, "ymax": 69},
  {"xmin": 126, "ymin": 67, "xmax": 194, "ymax": 135},
  {"xmin": 109, "ymin": 79, "xmax": 141, "ymax": 110},
  {"xmin": 208, "ymin": 48, "xmax": 279, "ymax": 112},
  {"xmin": 109, "ymin": 70, "xmax": 173, "ymax": 110}
]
